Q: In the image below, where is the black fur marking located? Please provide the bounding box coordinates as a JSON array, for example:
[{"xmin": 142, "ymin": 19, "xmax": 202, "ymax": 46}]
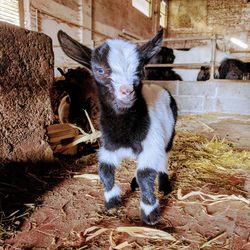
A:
[
  {"xmin": 105, "ymin": 196, "xmax": 121, "ymax": 209},
  {"xmin": 99, "ymin": 163, "xmax": 116, "ymax": 191},
  {"xmin": 163, "ymin": 90, "xmax": 177, "ymax": 152},
  {"xmin": 169, "ymin": 93, "xmax": 178, "ymax": 123},
  {"xmin": 137, "ymin": 168, "xmax": 157, "ymax": 205},
  {"xmin": 131, "ymin": 177, "xmax": 139, "ymax": 191},
  {"xmin": 158, "ymin": 172, "xmax": 172, "ymax": 195},
  {"xmin": 91, "ymin": 43, "xmax": 111, "ymax": 85},
  {"xmin": 141, "ymin": 205, "xmax": 160, "ymax": 225}
]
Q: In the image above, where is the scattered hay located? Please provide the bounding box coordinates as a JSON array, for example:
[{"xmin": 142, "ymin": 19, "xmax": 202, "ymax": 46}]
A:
[
  {"xmin": 177, "ymin": 189, "xmax": 249, "ymax": 205},
  {"xmin": 115, "ymin": 226, "xmax": 176, "ymax": 241},
  {"xmin": 169, "ymin": 130, "xmax": 250, "ymax": 193},
  {"xmin": 73, "ymin": 174, "xmax": 99, "ymax": 180},
  {"xmin": 200, "ymin": 231, "xmax": 227, "ymax": 249},
  {"xmin": 84, "ymin": 227, "xmax": 108, "ymax": 242},
  {"xmin": 2, "ymin": 128, "xmax": 250, "ymax": 249}
]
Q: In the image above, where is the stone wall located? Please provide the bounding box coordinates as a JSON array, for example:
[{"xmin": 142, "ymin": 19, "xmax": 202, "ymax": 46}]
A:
[
  {"xmin": 0, "ymin": 21, "xmax": 54, "ymax": 163},
  {"xmin": 166, "ymin": 0, "xmax": 250, "ymax": 54}
]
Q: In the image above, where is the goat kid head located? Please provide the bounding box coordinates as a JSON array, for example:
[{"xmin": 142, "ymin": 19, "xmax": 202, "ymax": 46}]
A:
[{"xmin": 58, "ymin": 29, "xmax": 163, "ymax": 113}]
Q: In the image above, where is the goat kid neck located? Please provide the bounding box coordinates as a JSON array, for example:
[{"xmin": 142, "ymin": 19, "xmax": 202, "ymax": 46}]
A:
[{"xmin": 97, "ymin": 84, "xmax": 150, "ymax": 153}]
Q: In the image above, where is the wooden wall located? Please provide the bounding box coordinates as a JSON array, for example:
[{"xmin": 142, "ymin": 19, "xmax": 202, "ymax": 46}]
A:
[
  {"xmin": 23, "ymin": 0, "xmax": 157, "ymax": 73},
  {"xmin": 93, "ymin": 0, "xmax": 155, "ymax": 42},
  {"xmin": 22, "ymin": 0, "xmax": 250, "ymax": 70}
]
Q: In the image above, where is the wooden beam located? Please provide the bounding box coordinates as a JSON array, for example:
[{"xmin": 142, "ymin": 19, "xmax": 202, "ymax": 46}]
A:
[
  {"xmin": 145, "ymin": 63, "xmax": 220, "ymax": 69},
  {"xmin": 18, "ymin": 0, "xmax": 25, "ymax": 28},
  {"xmin": 23, "ymin": 0, "xmax": 31, "ymax": 29},
  {"xmin": 152, "ymin": 0, "xmax": 160, "ymax": 33},
  {"xmin": 133, "ymin": 35, "xmax": 224, "ymax": 44},
  {"xmin": 31, "ymin": 0, "xmax": 80, "ymax": 27}
]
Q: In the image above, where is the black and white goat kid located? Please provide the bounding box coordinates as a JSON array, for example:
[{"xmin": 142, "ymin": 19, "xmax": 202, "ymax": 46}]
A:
[{"xmin": 58, "ymin": 29, "xmax": 177, "ymax": 225}]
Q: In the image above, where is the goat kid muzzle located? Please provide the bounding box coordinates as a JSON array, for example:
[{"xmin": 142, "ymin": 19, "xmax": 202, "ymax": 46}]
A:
[{"xmin": 115, "ymin": 84, "xmax": 135, "ymax": 104}]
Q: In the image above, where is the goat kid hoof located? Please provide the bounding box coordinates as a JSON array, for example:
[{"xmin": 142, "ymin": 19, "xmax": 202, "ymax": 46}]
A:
[
  {"xmin": 159, "ymin": 182, "xmax": 172, "ymax": 195},
  {"xmin": 141, "ymin": 206, "xmax": 160, "ymax": 225},
  {"xmin": 131, "ymin": 177, "xmax": 139, "ymax": 192},
  {"xmin": 159, "ymin": 173, "xmax": 172, "ymax": 195},
  {"xmin": 105, "ymin": 196, "xmax": 121, "ymax": 210}
]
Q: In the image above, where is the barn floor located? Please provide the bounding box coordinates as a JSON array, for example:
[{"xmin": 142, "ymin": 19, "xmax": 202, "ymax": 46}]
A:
[{"xmin": 1, "ymin": 113, "xmax": 250, "ymax": 250}]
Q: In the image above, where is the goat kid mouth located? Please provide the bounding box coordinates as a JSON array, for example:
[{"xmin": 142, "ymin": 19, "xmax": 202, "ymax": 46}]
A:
[
  {"xmin": 114, "ymin": 96, "xmax": 136, "ymax": 110},
  {"xmin": 117, "ymin": 94, "xmax": 136, "ymax": 104}
]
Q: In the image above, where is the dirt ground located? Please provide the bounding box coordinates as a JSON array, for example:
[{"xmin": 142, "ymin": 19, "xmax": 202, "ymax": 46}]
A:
[{"xmin": 1, "ymin": 113, "xmax": 250, "ymax": 250}]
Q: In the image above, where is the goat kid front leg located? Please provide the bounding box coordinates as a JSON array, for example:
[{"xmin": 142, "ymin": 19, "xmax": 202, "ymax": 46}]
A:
[
  {"xmin": 137, "ymin": 168, "xmax": 160, "ymax": 225},
  {"xmin": 98, "ymin": 147, "xmax": 122, "ymax": 209},
  {"xmin": 99, "ymin": 162, "xmax": 121, "ymax": 209}
]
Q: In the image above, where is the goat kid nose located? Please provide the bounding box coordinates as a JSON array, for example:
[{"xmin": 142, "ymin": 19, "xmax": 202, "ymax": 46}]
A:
[{"xmin": 119, "ymin": 85, "xmax": 133, "ymax": 96}]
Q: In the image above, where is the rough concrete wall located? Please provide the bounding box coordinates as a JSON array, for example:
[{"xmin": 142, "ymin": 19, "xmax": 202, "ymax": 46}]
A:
[
  {"xmin": 0, "ymin": 21, "xmax": 54, "ymax": 163},
  {"xmin": 144, "ymin": 80, "xmax": 250, "ymax": 115}
]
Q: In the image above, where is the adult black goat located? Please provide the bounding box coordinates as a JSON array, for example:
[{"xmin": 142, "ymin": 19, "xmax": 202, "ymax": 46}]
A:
[
  {"xmin": 144, "ymin": 47, "xmax": 182, "ymax": 81},
  {"xmin": 219, "ymin": 58, "xmax": 250, "ymax": 80},
  {"xmin": 56, "ymin": 67, "xmax": 99, "ymax": 131}
]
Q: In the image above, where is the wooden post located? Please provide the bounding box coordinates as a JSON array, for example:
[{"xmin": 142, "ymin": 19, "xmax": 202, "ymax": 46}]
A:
[
  {"xmin": 81, "ymin": 0, "xmax": 93, "ymax": 48},
  {"xmin": 18, "ymin": 0, "xmax": 25, "ymax": 28},
  {"xmin": 152, "ymin": 0, "xmax": 160, "ymax": 33},
  {"xmin": 22, "ymin": 0, "xmax": 31, "ymax": 29},
  {"xmin": 210, "ymin": 34, "xmax": 217, "ymax": 80}
]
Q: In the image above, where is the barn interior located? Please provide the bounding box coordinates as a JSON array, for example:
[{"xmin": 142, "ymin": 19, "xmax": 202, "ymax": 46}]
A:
[{"xmin": 0, "ymin": 0, "xmax": 250, "ymax": 249}]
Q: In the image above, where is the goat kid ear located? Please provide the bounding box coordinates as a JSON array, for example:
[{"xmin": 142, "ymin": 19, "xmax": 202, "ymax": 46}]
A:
[
  {"xmin": 57, "ymin": 30, "xmax": 92, "ymax": 69},
  {"xmin": 139, "ymin": 28, "xmax": 163, "ymax": 65}
]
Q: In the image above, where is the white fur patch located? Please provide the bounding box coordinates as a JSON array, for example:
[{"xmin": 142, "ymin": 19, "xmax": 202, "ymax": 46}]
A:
[
  {"xmin": 104, "ymin": 184, "xmax": 121, "ymax": 202},
  {"xmin": 140, "ymin": 201, "xmax": 159, "ymax": 216},
  {"xmin": 138, "ymin": 85, "xmax": 174, "ymax": 172},
  {"xmin": 107, "ymin": 39, "xmax": 139, "ymax": 100},
  {"xmin": 98, "ymin": 146, "xmax": 136, "ymax": 167}
]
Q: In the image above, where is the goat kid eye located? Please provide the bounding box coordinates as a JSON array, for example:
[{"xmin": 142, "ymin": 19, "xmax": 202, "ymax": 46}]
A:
[{"xmin": 97, "ymin": 68, "xmax": 105, "ymax": 75}]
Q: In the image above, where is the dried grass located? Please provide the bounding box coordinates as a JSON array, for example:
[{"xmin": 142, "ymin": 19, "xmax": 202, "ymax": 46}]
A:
[
  {"xmin": 177, "ymin": 189, "xmax": 249, "ymax": 205},
  {"xmin": 115, "ymin": 226, "xmax": 176, "ymax": 241},
  {"xmin": 169, "ymin": 130, "xmax": 250, "ymax": 192}
]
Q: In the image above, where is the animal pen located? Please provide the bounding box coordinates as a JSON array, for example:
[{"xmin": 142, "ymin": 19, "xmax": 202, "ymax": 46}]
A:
[{"xmin": 0, "ymin": 1, "xmax": 250, "ymax": 250}]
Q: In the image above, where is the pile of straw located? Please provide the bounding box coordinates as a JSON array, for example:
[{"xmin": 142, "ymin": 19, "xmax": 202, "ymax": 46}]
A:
[{"xmin": 169, "ymin": 130, "xmax": 250, "ymax": 193}]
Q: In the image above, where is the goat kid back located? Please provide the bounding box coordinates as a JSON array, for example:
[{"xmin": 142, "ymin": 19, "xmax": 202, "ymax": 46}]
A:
[{"xmin": 58, "ymin": 29, "xmax": 177, "ymax": 225}]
